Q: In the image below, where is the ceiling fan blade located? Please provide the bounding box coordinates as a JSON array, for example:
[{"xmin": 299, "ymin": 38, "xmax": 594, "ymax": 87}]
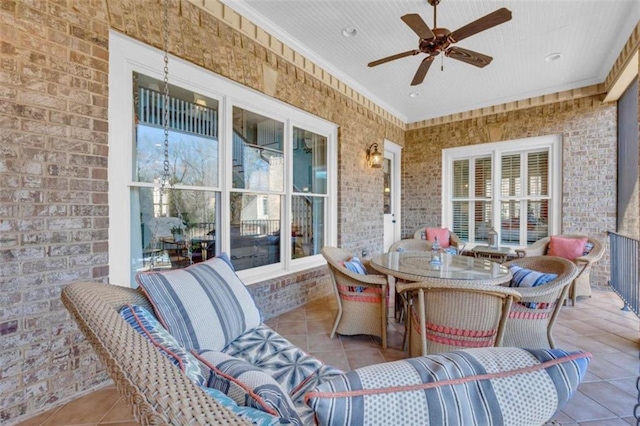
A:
[
  {"xmin": 449, "ymin": 8, "xmax": 512, "ymax": 43},
  {"xmin": 401, "ymin": 13, "xmax": 435, "ymax": 40},
  {"xmin": 445, "ymin": 46, "xmax": 493, "ymax": 68},
  {"xmin": 411, "ymin": 56, "xmax": 434, "ymax": 86},
  {"xmin": 368, "ymin": 50, "xmax": 419, "ymax": 67}
]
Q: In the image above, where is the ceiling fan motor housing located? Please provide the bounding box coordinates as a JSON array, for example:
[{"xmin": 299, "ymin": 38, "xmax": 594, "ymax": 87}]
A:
[{"xmin": 419, "ymin": 28, "xmax": 451, "ymax": 55}]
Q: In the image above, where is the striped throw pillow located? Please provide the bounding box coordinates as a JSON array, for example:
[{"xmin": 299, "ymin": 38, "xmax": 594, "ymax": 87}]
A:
[
  {"xmin": 306, "ymin": 347, "xmax": 591, "ymax": 426},
  {"xmin": 195, "ymin": 350, "xmax": 302, "ymax": 426},
  {"xmin": 509, "ymin": 265, "xmax": 558, "ymax": 288},
  {"xmin": 136, "ymin": 256, "xmax": 262, "ymax": 351},
  {"xmin": 119, "ymin": 304, "xmax": 205, "ymax": 386}
]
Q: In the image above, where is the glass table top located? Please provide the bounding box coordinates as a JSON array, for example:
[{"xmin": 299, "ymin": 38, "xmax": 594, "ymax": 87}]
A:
[{"xmin": 370, "ymin": 252, "xmax": 510, "ymax": 282}]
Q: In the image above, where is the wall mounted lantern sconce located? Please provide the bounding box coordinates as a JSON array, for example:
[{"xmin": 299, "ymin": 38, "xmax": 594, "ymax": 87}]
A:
[{"xmin": 366, "ymin": 143, "xmax": 383, "ymax": 168}]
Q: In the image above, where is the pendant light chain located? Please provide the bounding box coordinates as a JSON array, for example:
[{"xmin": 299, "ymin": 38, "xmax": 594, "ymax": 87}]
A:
[{"xmin": 161, "ymin": 0, "xmax": 171, "ymax": 193}]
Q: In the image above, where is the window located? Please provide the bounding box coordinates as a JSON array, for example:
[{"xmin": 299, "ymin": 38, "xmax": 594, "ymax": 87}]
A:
[
  {"xmin": 443, "ymin": 135, "xmax": 561, "ymax": 247},
  {"xmin": 109, "ymin": 32, "xmax": 337, "ymax": 286}
]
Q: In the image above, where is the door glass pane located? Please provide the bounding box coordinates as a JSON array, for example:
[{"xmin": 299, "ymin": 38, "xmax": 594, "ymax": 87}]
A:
[
  {"xmin": 383, "ymin": 158, "xmax": 392, "ymax": 214},
  {"xmin": 453, "ymin": 160, "xmax": 469, "ymax": 198},
  {"xmin": 501, "ymin": 154, "xmax": 521, "ymax": 197},
  {"xmin": 527, "ymin": 151, "xmax": 548, "ymax": 196},
  {"xmin": 133, "ymin": 187, "xmax": 217, "ymax": 272},
  {"xmin": 452, "ymin": 201, "xmax": 469, "ymax": 240},
  {"xmin": 232, "ymin": 107, "xmax": 284, "ymax": 191},
  {"xmin": 229, "ymin": 192, "xmax": 281, "ymax": 270},
  {"xmin": 292, "ymin": 196, "xmax": 324, "ymax": 259},
  {"xmin": 134, "ymin": 73, "xmax": 219, "ymax": 187},
  {"xmin": 500, "ymin": 200, "xmax": 520, "ymax": 245},
  {"xmin": 526, "ymin": 200, "xmax": 549, "ymax": 243},
  {"xmin": 292, "ymin": 127, "xmax": 327, "ymax": 194}
]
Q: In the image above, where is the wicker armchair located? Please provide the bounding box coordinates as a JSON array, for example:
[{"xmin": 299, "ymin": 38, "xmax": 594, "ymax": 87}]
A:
[
  {"xmin": 321, "ymin": 247, "xmax": 388, "ymax": 348},
  {"xmin": 61, "ymin": 282, "xmax": 250, "ymax": 425},
  {"xmin": 501, "ymin": 256, "xmax": 578, "ymax": 349},
  {"xmin": 413, "ymin": 227, "xmax": 466, "ymax": 253},
  {"xmin": 396, "ymin": 280, "xmax": 520, "ymax": 357},
  {"xmin": 515, "ymin": 234, "xmax": 604, "ymax": 305},
  {"xmin": 389, "ymin": 238, "xmax": 432, "ymax": 253}
]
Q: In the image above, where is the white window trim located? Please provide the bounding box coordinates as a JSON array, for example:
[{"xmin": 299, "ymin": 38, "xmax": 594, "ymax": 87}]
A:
[
  {"xmin": 109, "ymin": 31, "xmax": 337, "ymax": 287},
  {"xmin": 441, "ymin": 134, "xmax": 562, "ymax": 248}
]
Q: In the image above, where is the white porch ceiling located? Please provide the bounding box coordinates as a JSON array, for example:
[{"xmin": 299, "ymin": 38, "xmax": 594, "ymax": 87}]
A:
[{"xmin": 222, "ymin": 0, "xmax": 640, "ymax": 124}]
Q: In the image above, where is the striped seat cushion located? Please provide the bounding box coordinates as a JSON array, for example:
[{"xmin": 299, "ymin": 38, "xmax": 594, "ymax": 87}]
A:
[
  {"xmin": 195, "ymin": 350, "xmax": 303, "ymax": 426},
  {"xmin": 119, "ymin": 304, "xmax": 205, "ymax": 386},
  {"xmin": 306, "ymin": 347, "xmax": 591, "ymax": 426},
  {"xmin": 509, "ymin": 265, "xmax": 558, "ymax": 309},
  {"xmin": 136, "ymin": 256, "xmax": 262, "ymax": 351}
]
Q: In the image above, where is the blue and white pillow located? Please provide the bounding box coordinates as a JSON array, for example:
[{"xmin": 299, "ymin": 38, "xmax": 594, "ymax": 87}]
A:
[
  {"xmin": 200, "ymin": 386, "xmax": 282, "ymax": 426},
  {"xmin": 136, "ymin": 256, "xmax": 262, "ymax": 351},
  {"xmin": 342, "ymin": 256, "xmax": 367, "ymax": 275},
  {"xmin": 119, "ymin": 304, "xmax": 205, "ymax": 386},
  {"xmin": 195, "ymin": 350, "xmax": 302, "ymax": 425},
  {"xmin": 509, "ymin": 265, "xmax": 558, "ymax": 288},
  {"xmin": 306, "ymin": 347, "xmax": 590, "ymax": 426}
]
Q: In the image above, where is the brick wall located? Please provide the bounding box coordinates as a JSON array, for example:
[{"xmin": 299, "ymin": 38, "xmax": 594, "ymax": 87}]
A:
[
  {"xmin": 0, "ymin": 0, "xmax": 400, "ymax": 422},
  {"xmin": 404, "ymin": 96, "xmax": 618, "ymax": 287}
]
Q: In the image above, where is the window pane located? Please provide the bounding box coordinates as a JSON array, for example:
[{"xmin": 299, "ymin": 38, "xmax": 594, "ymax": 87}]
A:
[
  {"xmin": 232, "ymin": 107, "xmax": 284, "ymax": 191},
  {"xmin": 475, "ymin": 157, "xmax": 492, "ymax": 197},
  {"xmin": 383, "ymin": 158, "xmax": 391, "ymax": 214},
  {"xmin": 133, "ymin": 187, "xmax": 217, "ymax": 272},
  {"xmin": 134, "ymin": 73, "xmax": 219, "ymax": 187},
  {"xmin": 526, "ymin": 200, "xmax": 549, "ymax": 243},
  {"xmin": 452, "ymin": 201, "xmax": 469, "ymax": 240},
  {"xmin": 501, "ymin": 154, "xmax": 521, "ymax": 197},
  {"xmin": 528, "ymin": 151, "xmax": 548, "ymax": 196},
  {"xmin": 292, "ymin": 196, "xmax": 324, "ymax": 259},
  {"xmin": 230, "ymin": 192, "xmax": 281, "ymax": 270},
  {"xmin": 474, "ymin": 201, "xmax": 492, "ymax": 243},
  {"xmin": 453, "ymin": 160, "xmax": 469, "ymax": 198},
  {"xmin": 293, "ymin": 127, "xmax": 327, "ymax": 194},
  {"xmin": 500, "ymin": 200, "xmax": 520, "ymax": 245}
]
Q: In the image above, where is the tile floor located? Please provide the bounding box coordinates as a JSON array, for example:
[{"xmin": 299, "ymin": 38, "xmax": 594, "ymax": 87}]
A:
[{"xmin": 17, "ymin": 288, "xmax": 639, "ymax": 426}]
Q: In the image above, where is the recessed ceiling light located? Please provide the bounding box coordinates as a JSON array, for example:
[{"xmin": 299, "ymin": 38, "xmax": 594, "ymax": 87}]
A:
[
  {"xmin": 545, "ymin": 52, "xmax": 563, "ymax": 62},
  {"xmin": 409, "ymin": 91, "xmax": 421, "ymax": 98},
  {"xmin": 341, "ymin": 27, "xmax": 358, "ymax": 37}
]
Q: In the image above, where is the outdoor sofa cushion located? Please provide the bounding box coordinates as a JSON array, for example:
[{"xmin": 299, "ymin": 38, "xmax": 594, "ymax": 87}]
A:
[
  {"xmin": 306, "ymin": 347, "xmax": 590, "ymax": 426},
  {"xmin": 136, "ymin": 255, "xmax": 261, "ymax": 351}
]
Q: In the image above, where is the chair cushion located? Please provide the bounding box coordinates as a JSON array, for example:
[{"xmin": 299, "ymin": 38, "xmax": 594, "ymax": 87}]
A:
[
  {"xmin": 340, "ymin": 256, "xmax": 367, "ymax": 275},
  {"xmin": 426, "ymin": 227, "xmax": 451, "ymax": 248},
  {"xmin": 200, "ymin": 386, "xmax": 283, "ymax": 426},
  {"xmin": 119, "ymin": 304, "xmax": 205, "ymax": 386},
  {"xmin": 135, "ymin": 256, "xmax": 262, "ymax": 351},
  {"xmin": 305, "ymin": 347, "xmax": 591, "ymax": 426},
  {"xmin": 547, "ymin": 236, "xmax": 588, "ymax": 261},
  {"xmin": 195, "ymin": 350, "xmax": 302, "ymax": 425}
]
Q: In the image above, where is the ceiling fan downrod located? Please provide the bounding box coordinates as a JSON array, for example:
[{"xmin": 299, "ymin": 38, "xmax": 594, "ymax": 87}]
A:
[{"xmin": 427, "ymin": 0, "xmax": 441, "ymax": 28}]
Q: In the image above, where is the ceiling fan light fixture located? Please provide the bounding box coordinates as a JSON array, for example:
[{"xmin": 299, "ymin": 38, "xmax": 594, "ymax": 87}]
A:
[
  {"xmin": 341, "ymin": 27, "xmax": 358, "ymax": 38},
  {"xmin": 545, "ymin": 52, "xmax": 563, "ymax": 62}
]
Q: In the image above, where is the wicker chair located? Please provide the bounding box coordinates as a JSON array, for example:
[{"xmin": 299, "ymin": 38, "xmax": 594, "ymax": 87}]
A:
[
  {"xmin": 413, "ymin": 227, "xmax": 466, "ymax": 253},
  {"xmin": 321, "ymin": 247, "xmax": 388, "ymax": 348},
  {"xmin": 501, "ymin": 256, "xmax": 578, "ymax": 349},
  {"xmin": 396, "ymin": 280, "xmax": 521, "ymax": 357},
  {"xmin": 515, "ymin": 234, "xmax": 604, "ymax": 305},
  {"xmin": 61, "ymin": 282, "xmax": 250, "ymax": 425}
]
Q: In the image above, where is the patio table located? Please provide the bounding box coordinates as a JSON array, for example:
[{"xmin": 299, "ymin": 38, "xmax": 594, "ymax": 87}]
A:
[{"xmin": 370, "ymin": 252, "xmax": 512, "ymax": 353}]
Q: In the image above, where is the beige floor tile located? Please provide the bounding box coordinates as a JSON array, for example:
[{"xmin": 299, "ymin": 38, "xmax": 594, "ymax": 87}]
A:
[
  {"xmin": 42, "ymin": 387, "xmax": 121, "ymax": 425},
  {"xmin": 344, "ymin": 348, "xmax": 385, "ymax": 370},
  {"xmin": 304, "ymin": 309, "xmax": 335, "ymax": 322},
  {"xmin": 98, "ymin": 397, "xmax": 135, "ymax": 423},
  {"xmin": 282, "ymin": 334, "xmax": 308, "ymax": 353},
  {"xmin": 308, "ymin": 333, "xmax": 343, "ymax": 352},
  {"xmin": 607, "ymin": 377, "xmax": 638, "ymax": 397},
  {"xmin": 579, "ymin": 382, "xmax": 637, "ymax": 417},
  {"xmin": 587, "ymin": 356, "xmax": 638, "ymax": 380},
  {"xmin": 16, "ymin": 406, "xmax": 61, "ymax": 426},
  {"xmin": 339, "ymin": 334, "xmax": 378, "ymax": 350},
  {"xmin": 560, "ymin": 390, "xmax": 617, "ymax": 423},
  {"xmin": 276, "ymin": 321, "xmax": 308, "ymax": 335},
  {"xmin": 578, "ymin": 418, "xmax": 635, "ymax": 426},
  {"xmin": 601, "ymin": 352, "xmax": 640, "ymax": 374},
  {"xmin": 560, "ymin": 320, "xmax": 614, "ymax": 336},
  {"xmin": 306, "ymin": 319, "xmax": 333, "ymax": 335},
  {"xmin": 590, "ymin": 333, "xmax": 640, "ymax": 353},
  {"xmin": 568, "ymin": 335, "xmax": 624, "ymax": 354},
  {"xmin": 277, "ymin": 308, "xmax": 306, "ymax": 322},
  {"xmin": 310, "ymin": 350, "xmax": 350, "ymax": 372}
]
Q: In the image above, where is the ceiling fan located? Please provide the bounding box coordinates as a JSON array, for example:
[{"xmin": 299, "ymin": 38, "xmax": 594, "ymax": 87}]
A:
[{"xmin": 368, "ymin": 0, "xmax": 512, "ymax": 86}]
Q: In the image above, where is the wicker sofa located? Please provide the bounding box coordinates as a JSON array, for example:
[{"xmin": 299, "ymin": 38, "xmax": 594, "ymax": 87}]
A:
[{"xmin": 62, "ymin": 256, "xmax": 591, "ymax": 426}]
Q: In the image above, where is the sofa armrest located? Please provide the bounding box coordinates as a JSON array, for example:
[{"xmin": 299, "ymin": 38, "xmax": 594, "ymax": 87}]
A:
[{"xmin": 306, "ymin": 347, "xmax": 590, "ymax": 426}]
